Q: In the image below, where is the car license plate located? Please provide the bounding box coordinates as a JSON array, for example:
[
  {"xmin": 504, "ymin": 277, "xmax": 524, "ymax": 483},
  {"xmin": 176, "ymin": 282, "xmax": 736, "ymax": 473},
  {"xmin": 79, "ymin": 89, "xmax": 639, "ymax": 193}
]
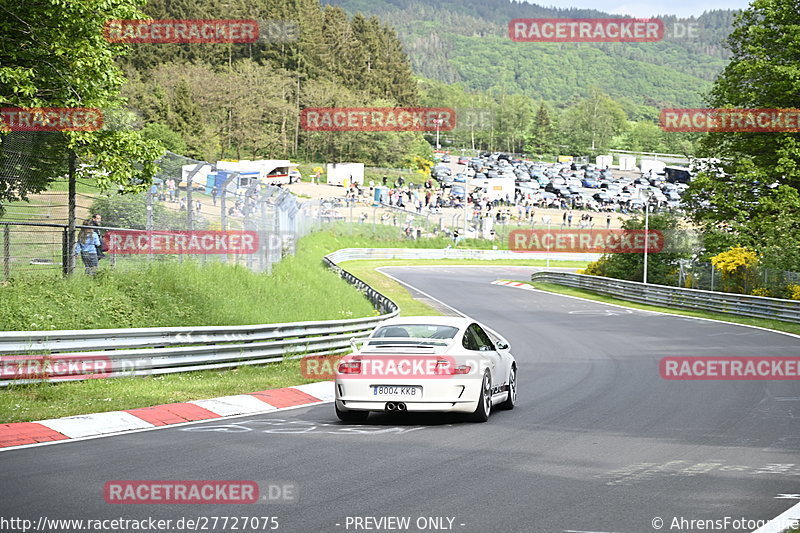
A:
[{"xmin": 372, "ymin": 386, "xmax": 419, "ymax": 397}]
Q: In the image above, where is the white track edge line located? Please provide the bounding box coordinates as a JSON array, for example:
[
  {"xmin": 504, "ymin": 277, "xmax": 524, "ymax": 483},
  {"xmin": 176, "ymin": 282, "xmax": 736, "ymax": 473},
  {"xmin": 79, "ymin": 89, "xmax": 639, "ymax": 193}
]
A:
[
  {"xmin": 751, "ymin": 501, "xmax": 800, "ymax": 533},
  {"xmin": 376, "ymin": 267, "xmax": 468, "ymax": 317}
]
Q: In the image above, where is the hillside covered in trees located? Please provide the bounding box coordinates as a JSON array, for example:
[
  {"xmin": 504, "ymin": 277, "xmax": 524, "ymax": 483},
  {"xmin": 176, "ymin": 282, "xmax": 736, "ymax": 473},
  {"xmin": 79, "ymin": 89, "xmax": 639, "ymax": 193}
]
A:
[
  {"xmin": 120, "ymin": 0, "xmax": 737, "ymax": 162},
  {"xmin": 324, "ymin": 0, "xmax": 736, "ymax": 115},
  {"xmin": 123, "ymin": 0, "xmax": 427, "ymax": 165}
]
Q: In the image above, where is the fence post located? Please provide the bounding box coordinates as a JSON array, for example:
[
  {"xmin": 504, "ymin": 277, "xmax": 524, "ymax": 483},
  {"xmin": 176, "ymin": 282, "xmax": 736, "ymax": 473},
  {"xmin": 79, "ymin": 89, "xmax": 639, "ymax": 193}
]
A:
[
  {"xmin": 146, "ymin": 186, "xmax": 154, "ymax": 262},
  {"xmin": 261, "ymin": 197, "xmax": 270, "ymax": 274},
  {"xmin": 66, "ymin": 150, "xmax": 77, "ymax": 275},
  {"xmin": 61, "ymin": 227, "xmax": 69, "ymax": 276},
  {"xmin": 3, "ymin": 225, "xmax": 9, "ymax": 281}
]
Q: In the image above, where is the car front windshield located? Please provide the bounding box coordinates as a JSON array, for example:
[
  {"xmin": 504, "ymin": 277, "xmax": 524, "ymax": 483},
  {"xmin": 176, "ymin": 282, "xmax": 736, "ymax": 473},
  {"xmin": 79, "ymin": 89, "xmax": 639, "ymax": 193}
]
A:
[{"xmin": 372, "ymin": 324, "xmax": 459, "ymax": 340}]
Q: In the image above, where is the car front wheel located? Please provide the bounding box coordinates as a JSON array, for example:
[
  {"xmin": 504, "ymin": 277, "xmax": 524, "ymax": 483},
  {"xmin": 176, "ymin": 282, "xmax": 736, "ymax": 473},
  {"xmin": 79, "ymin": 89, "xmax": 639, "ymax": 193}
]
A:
[{"xmin": 498, "ymin": 366, "xmax": 516, "ymax": 410}]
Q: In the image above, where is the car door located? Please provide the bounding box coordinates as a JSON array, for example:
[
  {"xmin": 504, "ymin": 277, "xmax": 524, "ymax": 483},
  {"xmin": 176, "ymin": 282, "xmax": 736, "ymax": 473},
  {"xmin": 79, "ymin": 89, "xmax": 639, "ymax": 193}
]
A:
[
  {"xmin": 464, "ymin": 323, "xmax": 505, "ymax": 395},
  {"xmin": 477, "ymin": 324, "xmax": 514, "ymax": 396}
]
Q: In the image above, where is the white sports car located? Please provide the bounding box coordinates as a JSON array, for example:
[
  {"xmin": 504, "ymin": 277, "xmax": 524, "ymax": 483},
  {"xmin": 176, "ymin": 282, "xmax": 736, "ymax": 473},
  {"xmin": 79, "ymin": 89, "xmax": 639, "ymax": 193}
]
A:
[{"xmin": 334, "ymin": 316, "xmax": 517, "ymax": 423}]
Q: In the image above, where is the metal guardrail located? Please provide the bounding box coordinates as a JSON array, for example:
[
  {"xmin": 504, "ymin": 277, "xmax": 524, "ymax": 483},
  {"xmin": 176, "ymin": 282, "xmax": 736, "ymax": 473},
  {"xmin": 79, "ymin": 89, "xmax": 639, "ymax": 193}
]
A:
[
  {"xmin": 0, "ymin": 252, "xmax": 399, "ymax": 386},
  {"xmin": 530, "ymin": 271, "xmax": 800, "ymax": 324}
]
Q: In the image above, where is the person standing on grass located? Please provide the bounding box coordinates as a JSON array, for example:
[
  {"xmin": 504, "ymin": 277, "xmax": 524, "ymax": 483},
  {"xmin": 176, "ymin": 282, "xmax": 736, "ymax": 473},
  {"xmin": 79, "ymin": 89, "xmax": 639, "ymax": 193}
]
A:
[
  {"xmin": 73, "ymin": 223, "xmax": 100, "ymax": 276},
  {"xmin": 89, "ymin": 213, "xmax": 105, "ymax": 260}
]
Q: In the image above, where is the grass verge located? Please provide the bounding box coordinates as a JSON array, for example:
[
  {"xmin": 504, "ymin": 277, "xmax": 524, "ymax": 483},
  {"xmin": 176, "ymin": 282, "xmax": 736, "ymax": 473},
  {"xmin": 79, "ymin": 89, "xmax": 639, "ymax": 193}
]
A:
[{"xmin": 526, "ymin": 281, "xmax": 800, "ymax": 336}]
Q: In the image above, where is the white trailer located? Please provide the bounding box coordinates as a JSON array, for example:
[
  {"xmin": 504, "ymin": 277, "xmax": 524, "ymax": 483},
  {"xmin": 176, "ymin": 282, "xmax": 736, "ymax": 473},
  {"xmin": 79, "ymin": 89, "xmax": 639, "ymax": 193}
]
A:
[
  {"xmin": 326, "ymin": 163, "xmax": 365, "ymax": 186},
  {"xmin": 640, "ymin": 159, "xmax": 666, "ymax": 175},
  {"xmin": 618, "ymin": 155, "xmax": 637, "ymax": 171},
  {"xmin": 470, "ymin": 177, "xmax": 515, "ymax": 202},
  {"xmin": 211, "ymin": 160, "xmax": 300, "ymax": 194},
  {"xmin": 596, "ymin": 155, "xmax": 613, "ymax": 168}
]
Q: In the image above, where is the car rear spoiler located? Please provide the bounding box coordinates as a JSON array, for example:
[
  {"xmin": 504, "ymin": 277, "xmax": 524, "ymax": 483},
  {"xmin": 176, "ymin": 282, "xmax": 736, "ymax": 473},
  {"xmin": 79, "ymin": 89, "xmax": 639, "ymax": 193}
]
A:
[{"xmin": 354, "ymin": 337, "xmax": 453, "ymax": 353}]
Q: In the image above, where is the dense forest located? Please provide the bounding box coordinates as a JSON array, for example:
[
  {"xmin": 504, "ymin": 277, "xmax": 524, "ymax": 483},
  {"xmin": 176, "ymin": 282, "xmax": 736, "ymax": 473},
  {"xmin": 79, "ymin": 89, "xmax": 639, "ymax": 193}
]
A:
[
  {"xmin": 122, "ymin": 0, "xmax": 733, "ymax": 162},
  {"xmin": 325, "ymin": 0, "xmax": 736, "ymax": 112},
  {"xmin": 124, "ymin": 0, "xmax": 427, "ymax": 165}
]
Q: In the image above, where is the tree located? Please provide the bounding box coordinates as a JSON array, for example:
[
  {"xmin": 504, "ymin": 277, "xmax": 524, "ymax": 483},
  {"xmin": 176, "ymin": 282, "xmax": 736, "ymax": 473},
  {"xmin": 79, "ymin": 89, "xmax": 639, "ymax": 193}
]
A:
[
  {"xmin": 141, "ymin": 124, "xmax": 187, "ymax": 154},
  {"xmin": 621, "ymin": 121, "xmax": 664, "ymax": 153},
  {"xmin": 0, "ymin": 0, "xmax": 163, "ymax": 204},
  {"xmin": 526, "ymin": 102, "xmax": 557, "ymax": 156},
  {"xmin": 582, "ymin": 212, "xmax": 691, "ymax": 285},
  {"xmin": 688, "ymin": 0, "xmax": 800, "ymax": 271},
  {"xmin": 559, "ymin": 87, "xmax": 627, "ymax": 155},
  {"xmin": 701, "ymin": 0, "xmax": 800, "ymax": 191}
]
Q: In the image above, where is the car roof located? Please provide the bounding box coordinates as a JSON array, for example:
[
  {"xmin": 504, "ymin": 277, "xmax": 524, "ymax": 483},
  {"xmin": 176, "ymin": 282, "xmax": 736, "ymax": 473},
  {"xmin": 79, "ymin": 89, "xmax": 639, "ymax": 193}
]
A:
[{"xmin": 376, "ymin": 316, "xmax": 473, "ymax": 329}]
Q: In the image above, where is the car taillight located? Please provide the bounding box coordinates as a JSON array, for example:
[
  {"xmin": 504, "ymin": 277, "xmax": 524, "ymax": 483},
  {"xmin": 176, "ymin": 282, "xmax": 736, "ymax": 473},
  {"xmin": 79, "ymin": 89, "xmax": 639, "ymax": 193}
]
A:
[
  {"xmin": 435, "ymin": 360, "xmax": 471, "ymax": 375},
  {"xmin": 338, "ymin": 360, "xmax": 361, "ymax": 374},
  {"xmin": 434, "ymin": 359, "xmax": 451, "ymax": 375}
]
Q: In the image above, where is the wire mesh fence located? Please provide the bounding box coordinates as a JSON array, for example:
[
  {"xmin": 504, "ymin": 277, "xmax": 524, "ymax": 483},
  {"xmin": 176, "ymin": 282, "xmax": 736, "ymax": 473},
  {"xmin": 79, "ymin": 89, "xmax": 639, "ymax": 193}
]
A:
[
  {"xmin": 676, "ymin": 260, "xmax": 800, "ymax": 298},
  {"xmin": 0, "ymin": 149, "xmax": 322, "ymax": 278}
]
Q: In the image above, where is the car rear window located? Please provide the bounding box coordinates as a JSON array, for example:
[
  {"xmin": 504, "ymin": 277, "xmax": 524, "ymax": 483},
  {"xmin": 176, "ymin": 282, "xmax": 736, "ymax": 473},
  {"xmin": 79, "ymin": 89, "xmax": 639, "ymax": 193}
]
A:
[{"xmin": 372, "ymin": 325, "xmax": 459, "ymax": 339}]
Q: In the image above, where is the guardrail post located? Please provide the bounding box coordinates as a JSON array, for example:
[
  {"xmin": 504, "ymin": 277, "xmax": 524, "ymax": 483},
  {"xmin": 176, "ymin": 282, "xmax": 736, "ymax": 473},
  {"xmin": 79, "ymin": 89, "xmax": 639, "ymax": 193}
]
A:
[{"xmin": 3, "ymin": 224, "xmax": 9, "ymax": 281}]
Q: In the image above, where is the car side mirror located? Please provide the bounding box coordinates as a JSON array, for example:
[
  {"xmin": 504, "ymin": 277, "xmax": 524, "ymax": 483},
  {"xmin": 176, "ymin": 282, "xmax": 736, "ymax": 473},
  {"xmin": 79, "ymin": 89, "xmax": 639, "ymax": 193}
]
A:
[{"xmin": 496, "ymin": 342, "xmax": 509, "ymax": 350}]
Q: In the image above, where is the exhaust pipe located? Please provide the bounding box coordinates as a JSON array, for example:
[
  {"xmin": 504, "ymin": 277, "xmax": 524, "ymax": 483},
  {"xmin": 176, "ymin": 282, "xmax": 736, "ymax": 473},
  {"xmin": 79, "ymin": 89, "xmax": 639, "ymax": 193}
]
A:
[
  {"xmin": 386, "ymin": 402, "xmax": 396, "ymax": 411},
  {"xmin": 396, "ymin": 402, "xmax": 407, "ymax": 411}
]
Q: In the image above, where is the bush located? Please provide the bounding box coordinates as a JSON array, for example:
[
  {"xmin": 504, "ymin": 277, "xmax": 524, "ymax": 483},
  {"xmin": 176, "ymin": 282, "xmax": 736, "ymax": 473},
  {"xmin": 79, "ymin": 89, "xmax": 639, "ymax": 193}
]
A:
[
  {"xmin": 711, "ymin": 246, "xmax": 759, "ymax": 294},
  {"xmin": 788, "ymin": 284, "xmax": 800, "ymax": 301},
  {"xmin": 581, "ymin": 257, "xmax": 609, "ymax": 276}
]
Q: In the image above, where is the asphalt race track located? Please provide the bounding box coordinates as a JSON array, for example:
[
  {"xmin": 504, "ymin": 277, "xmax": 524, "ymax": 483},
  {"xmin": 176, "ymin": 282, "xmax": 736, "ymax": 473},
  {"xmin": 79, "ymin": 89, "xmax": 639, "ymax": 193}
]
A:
[{"xmin": 2, "ymin": 266, "xmax": 799, "ymax": 533}]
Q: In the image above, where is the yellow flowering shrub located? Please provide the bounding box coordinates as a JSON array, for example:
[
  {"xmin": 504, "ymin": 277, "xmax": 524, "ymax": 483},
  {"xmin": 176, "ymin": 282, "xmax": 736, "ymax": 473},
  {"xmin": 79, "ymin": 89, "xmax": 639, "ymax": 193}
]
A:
[{"xmin": 710, "ymin": 247, "xmax": 760, "ymax": 294}]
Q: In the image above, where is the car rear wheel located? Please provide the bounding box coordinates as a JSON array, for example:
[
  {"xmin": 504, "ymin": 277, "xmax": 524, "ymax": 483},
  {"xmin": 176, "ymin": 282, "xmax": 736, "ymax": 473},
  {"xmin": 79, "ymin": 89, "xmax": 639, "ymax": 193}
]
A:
[
  {"xmin": 336, "ymin": 405, "xmax": 369, "ymax": 423},
  {"xmin": 468, "ymin": 371, "xmax": 492, "ymax": 423},
  {"xmin": 498, "ymin": 366, "xmax": 516, "ymax": 410}
]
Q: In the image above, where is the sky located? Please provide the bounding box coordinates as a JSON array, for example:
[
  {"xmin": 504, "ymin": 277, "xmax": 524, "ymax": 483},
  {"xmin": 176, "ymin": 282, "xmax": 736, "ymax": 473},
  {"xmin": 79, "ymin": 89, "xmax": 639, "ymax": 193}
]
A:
[{"xmin": 527, "ymin": 0, "xmax": 751, "ymax": 18}]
